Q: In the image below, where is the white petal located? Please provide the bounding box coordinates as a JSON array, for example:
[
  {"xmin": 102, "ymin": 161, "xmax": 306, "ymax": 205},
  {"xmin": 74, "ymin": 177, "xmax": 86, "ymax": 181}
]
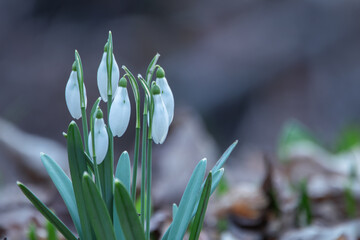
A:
[
  {"xmin": 156, "ymin": 77, "xmax": 174, "ymax": 124},
  {"xmin": 152, "ymin": 95, "xmax": 169, "ymax": 144},
  {"xmin": 88, "ymin": 118, "xmax": 109, "ymax": 164},
  {"xmin": 65, "ymin": 71, "xmax": 82, "ymax": 119},
  {"xmin": 97, "ymin": 52, "xmax": 120, "ymax": 102},
  {"xmin": 97, "ymin": 53, "xmax": 108, "ymax": 102},
  {"xmin": 109, "ymin": 87, "xmax": 131, "ymax": 137}
]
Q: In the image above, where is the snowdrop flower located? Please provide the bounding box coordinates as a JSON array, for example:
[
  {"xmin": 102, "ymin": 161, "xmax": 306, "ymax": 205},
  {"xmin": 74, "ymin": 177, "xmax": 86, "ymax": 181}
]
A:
[
  {"xmin": 109, "ymin": 77, "xmax": 131, "ymax": 137},
  {"xmin": 65, "ymin": 66, "xmax": 87, "ymax": 119},
  {"xmin": 88, "ymin": 108, "xmax": 109, "ymax": 164},
  {"xmin": 151, "ymin": 84, "xmax": 169, "ymax": 144},
  {"xmin": 97, "ymin": 44, "xmax": 120, "ymax": 102},
  {"xmin": 156, "ymin": 66, "xmax": 174, "ymax": 125}
]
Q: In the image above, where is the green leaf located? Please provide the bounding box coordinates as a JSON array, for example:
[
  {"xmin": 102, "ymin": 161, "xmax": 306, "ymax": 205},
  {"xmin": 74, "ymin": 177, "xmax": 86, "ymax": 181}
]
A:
[
  {"xmin": 335, "ymin": 125, "xmax": 360, "ymax": 153},
  {"xmin": 90, "ymin": 97, "xmax": 101, "ymax": 133},
  {"xmin": 82, "ymin": 172, "xmax": 116, "ymax": 240},
  {"xmin": 47, "ymin": 220, "xmax": 57, "ymax": 240},
  {"xmin": 28, "ymin": 223, "xmax": 38, "ymax": 240},
  {"xmin": 167, "ymin": 158, "xmax": 207, "ymax": 240},
  {"xmin": 113, "ymin": 151, "xmax": 131, "ymax": 240},
  {"xmin": 17, "ymin": 182, "xmax": 77, "ymax": 240},
  {"xmin": 122, "ymin": 65, "xmax": 140, "ymax": 128},
  {"xmin": 191, "ymin": 168, "xmax": 224, "ymax": 218},
  {"xmin": 40, "ymin": 153, "xmax": 82, "ymax": 237},
  {"xmin": 146, "ymin": 53, "xmax": 160, "ymax": 83},
  {"xmin": 67, "ymin": 121, "xmax": 93, "ymax": 240},
  {"xmin": 172, "ymin": 203, "xmax": 178, "ymax": 219},
  {"xmin": 211, "ymin": 140, "xmax": 238, "ymax": 173},
  {"xmin": 114, "ymin": 180, "xmax": 146, "ymax": 240},
  {"xmin": 278, "ymin": 120, "xmax": 318, "ymax": 161},
  {"xmin": 189, "ymin": 172, "xmax": 212, "ymax": 240}
]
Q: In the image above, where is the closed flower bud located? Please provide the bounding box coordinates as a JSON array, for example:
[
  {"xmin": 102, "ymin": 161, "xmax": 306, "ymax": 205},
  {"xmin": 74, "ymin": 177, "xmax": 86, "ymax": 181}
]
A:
[
  {"xmin": 156, "ymin": 67, "xmax": 174, "ymax": 124},
  {"xmin": 65, "ymin": 70, "xmax": 87, "ymax": 119},
  {"xmin": 109, "ymin": 78, "xmax": 131, "ymax": 137},
  {"xmin": 97, "ymin": 50, "xmax": 120, "ymax": 102},
  {"xmin": 88, "ymin": 109, "xmax": 109, "ymax": 164},
  {"xmin": 151, "ymin": 84, "xmax": 169, "ymax": 144}
]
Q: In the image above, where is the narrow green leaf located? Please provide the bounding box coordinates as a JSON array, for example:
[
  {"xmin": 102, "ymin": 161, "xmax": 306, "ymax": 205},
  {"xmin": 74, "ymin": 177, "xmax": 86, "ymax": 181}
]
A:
[
  {"xmin": 114, "ymin": 180, "xmax": 146, "ymax": 240},
  {"xmin": 113, "ymin": 151, "xmax": 131, "ymax": 240},
  {"xmin": 115, "ymin": 151, "xmax": 131, "ymax": 193},
  {"xmin": 191, "ymin": 168, "xmax": 224, "ymax": 219},
  {"xmin": 17, "ymin": 182, "xmax": 77, "ymax": 240},
  {"xmin": 146, "ymin": 53, "xmax": 160, "ymax": 83},
  {"xmin": 67, "ymin": 121, "xmax": 93, "ymax": 240},
  {"xmin": 47, "ymin": 220, "xmax": 57, "ymax": 240},
  {"xmin": 90, "ymin": 97, "xmax": 101, "ymax": 131},
  {"xmin": 28, "ymin": 223, "xmax": 38, "ymax": 240},
  {"xmin": 172, "ymin": 203, "xmax": 178, "ymax": 219},
  {"xmin": 211, "ymin": 140, "xmax": 238, "ymax": 173},
  {"xmin": 82, "ymin": 172, "xmax": 116, "ymax": 240},
  {"xmin": 189, "ymin": 172, "xmax": 212, "ymax": 240},
  {"xmin": 168, "ymin": 159, "xmax": 207, "ymax": 240},
  {"xmin": 84, "ymin": 152, "xmax": 95, "ymax": 174},
  {"xmin": 41, "ymin": 153, "xmax": 82, "ymax": 237}
]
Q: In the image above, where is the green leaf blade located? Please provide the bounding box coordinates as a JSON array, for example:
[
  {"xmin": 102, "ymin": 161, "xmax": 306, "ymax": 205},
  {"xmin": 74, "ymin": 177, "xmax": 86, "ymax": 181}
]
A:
[
  {"xmin": 168, "ymin": 158, "xmax": 207, "ymax": 240},
  {"xmin": 113, "ymin": 151, "xmax": 131, "ymax": 240},
  {"xmin": 114, "ymin": 180, "xmax": 146, "ymax": 240},
  {"xmin": 17, "ymin": 182, "xmax": 77, "ymax": 240},
  {"xmin": 67, "ymin": 121, "xmax": 93, "ymax": 240},
  {"xmin": 189, "ymin": 172, "xmax": 212, "ymax": 240},
  {"xmin": 82, "ymin": 172, "xmax": 116, "ymax": 240},
  {"xmin": 40, "ymin": 153, "xmax": 82, "ymax": 237},
  {"xmin": 211, "ymin": 140, "xmax": 238, "ymax": 173}
]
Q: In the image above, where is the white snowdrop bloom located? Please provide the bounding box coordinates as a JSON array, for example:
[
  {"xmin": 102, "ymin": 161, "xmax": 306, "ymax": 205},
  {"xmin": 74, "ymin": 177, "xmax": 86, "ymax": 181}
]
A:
[
  {"xmin": 109, "ymin": 78, "xmax": 131, "ymax": 137},
  {"xmin": 65, "ymin": 70, "xmax": 87, "ymax": 119},
  {"xmin": 97, "ymin": 51, "xmax": 120, "ymax": 102},
  {"xmin": 151, "ymin": 84, "xmax": 169, "ymax": 144},
  {"xmin": 88, "ymin": 109, "xmax": 109, "ymax": 164},
  {"xmin": 156, "ymin": 67, "xmax": 174, "ymax": 124}
]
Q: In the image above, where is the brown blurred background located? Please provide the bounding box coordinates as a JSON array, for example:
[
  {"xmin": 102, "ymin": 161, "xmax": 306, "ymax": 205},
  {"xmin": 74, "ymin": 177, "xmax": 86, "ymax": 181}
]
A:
[{"xmin": 2, "ymin": 0, "xmax": 360, "ymax": 239}]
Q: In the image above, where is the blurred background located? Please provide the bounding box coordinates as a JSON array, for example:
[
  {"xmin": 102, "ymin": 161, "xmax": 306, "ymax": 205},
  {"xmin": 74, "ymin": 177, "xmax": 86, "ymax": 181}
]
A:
[{"xmin": 2, "ymin": 0, "xmax": 360, "ymax": 239}]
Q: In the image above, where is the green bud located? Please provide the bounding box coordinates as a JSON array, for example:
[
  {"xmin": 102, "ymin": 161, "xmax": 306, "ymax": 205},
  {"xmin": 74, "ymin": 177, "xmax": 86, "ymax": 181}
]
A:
[
  {"xmin": 72, "ymin": 61, "xmax": 77, "ymax": 71},
  {"xmin": 104, "ymin": 42, "xmax": 109, "ymax": 52},
  {"xmin": 119, "ymin": 77, "xmax": 127, "ymax": 87},
  {"xmin": 96, "ymin": 108, "xmax": 103, "ymax": 119},
  {"xmin": 156, "ymin": 66, "xmax": 165, "ymax": 78},
  {"xmin": 152, "ymin": 83, "xmax": 161, "ymax": 95}
]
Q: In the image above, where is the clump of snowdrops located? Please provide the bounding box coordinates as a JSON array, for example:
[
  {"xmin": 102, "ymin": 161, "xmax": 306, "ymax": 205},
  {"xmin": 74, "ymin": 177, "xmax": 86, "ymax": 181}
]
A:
[{"xmin": 17, "ymin": 31, "xmax": 237, "ymax": 240}]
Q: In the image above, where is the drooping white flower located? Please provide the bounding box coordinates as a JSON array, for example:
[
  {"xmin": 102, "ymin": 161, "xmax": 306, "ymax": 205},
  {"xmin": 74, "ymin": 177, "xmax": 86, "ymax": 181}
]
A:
[
  {"xmin": 65, "ymin": 70, "xmax": 87, "ymax": 119},
  {"xmin": 88, "ymin": 109, "xmax": 109, "ymax": 164},
  {"xmin": 151, "ymin": 84, "xmax": 169, "ymax": 144},
  {"xmin": 109, "ymin": 78, "xmax": 131, "ymax": 137},
  {"xmin": 97, "ymin": 51, "xmax": 120, "ymax": 102},
  {"xmin": 156, "ymin": 67, "xmax": 174, "ymax": 124}
]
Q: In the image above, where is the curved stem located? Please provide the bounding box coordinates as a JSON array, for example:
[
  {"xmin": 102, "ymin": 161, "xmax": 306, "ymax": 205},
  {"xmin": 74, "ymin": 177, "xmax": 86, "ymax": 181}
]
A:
[
  {"xmin": 145, "ymin": 138, "xmax": 152, "ymax": 240},
  {"xmin": 140, "ymin": 111, "xmax": 148, "ymax": 227},
  {"xmin": 131, "ymin": 127, "xmax": 141, "ymax": 201}
]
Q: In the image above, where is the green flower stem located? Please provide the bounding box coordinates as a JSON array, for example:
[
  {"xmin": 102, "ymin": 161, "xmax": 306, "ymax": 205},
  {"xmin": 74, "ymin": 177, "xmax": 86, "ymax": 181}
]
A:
[
  {"xmin": 140, "ymin": 110, "xmax": 148, "ymax": 227},
  {"xmin": 131, "ymin": 127, "xmax": 141, "ymax": 201},
  {"xmin": 81, "ymin": 107, "xmax": 89, "ymax": 155},
  {"xmin": 145, "ymin": 138, "xmax": 152, "ymax": 240},
  {"xmin": 91, "ymin": 122, "xmax": 103, "ymax": 195}
]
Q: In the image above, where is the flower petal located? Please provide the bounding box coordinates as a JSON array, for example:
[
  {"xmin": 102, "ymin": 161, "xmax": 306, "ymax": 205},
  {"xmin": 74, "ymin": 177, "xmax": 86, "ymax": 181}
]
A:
[
  {"xmin": 88, "ymin": 118, "xmax": 109, "ymax": 164},
  {"xmin": 152, "ymin": 95, "xmax": 169, "ymax": 144},
  {"xmin": 97, "ymin": 52, "xmax": 120, "ymax": 102},
  {"xmin": 65, "ymin": 71, "xmax": 83, "ymax": 119},
  {"xmin": 156, "ymin": 77, "xmax": 174, "ymax": 124},
  {"xmin": 109, "ymin": 87, "xmax": 131, "ymax": 137}
]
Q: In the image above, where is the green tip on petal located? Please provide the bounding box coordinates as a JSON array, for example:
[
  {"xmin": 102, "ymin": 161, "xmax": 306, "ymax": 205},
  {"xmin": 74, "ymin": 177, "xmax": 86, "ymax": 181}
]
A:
[
  {"xmin": 156, "ymin": 66, "xmax": 165, "ymax": 78},
  {"xmin": 119, "ymin": 77, "xmax": 127, "ymax": 87},
  {"xmin": 104, "ymin": 42, "xmax": 109, "ymax": 52},
  {"xmin": 96, "ymin": 108, "xmax": 103, "ymax": 119},
  {"xmin": 72, "ymin": 61, "xmax": 77, "ymax": 71},
  {"xmin": 152, "ymin": 83, "xmax": 161, "ymax": 95}
]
